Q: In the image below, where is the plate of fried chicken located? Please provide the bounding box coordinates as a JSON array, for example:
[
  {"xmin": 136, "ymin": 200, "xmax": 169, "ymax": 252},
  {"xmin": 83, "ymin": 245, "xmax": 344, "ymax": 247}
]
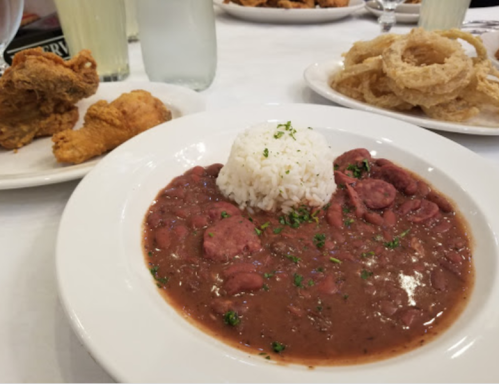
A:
[
  {"xmin": 215, "ymin": 0, "xmax": 364, "ymax": 23},
  {"xmin": 0, "ymin": 48, "xmax": 205, "ymax": 190}
]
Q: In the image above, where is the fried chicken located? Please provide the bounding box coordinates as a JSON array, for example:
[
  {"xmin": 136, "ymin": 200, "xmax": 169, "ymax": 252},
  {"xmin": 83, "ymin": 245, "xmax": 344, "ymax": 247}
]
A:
[
  {"xmin": 316, "ymin": 0, "xmax": 349, "ymax": 7},
  {"xmin": 278, "ymin": 0, "xmax": 315, "ymax": 8},
  {"xmin": 52, "ymin": 90, "xmax": 172, "ymax": 164},
  {"xmin": 0, "ymin": 48, "xmax": 99, "ymax": 149}
]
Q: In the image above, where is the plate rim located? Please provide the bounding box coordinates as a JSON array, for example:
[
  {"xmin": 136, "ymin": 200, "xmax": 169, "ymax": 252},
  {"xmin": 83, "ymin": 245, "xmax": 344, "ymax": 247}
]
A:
[
  {"xmin": 0, "ymin": 81, "xmax": 206, "ymax": 190},
  {"xmin": 56, "ymin": 103, "xmax": 499, "ymax": 382},
  {"xmin": 304, "ymin": 59, "xmax": 499, "ymax": 136}
]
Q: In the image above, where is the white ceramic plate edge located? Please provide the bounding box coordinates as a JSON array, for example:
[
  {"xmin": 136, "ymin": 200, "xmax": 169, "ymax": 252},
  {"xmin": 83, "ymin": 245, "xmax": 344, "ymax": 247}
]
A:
[{"xmin": 304, "ymin": 60, "xmax": 499, "ymax": 136}]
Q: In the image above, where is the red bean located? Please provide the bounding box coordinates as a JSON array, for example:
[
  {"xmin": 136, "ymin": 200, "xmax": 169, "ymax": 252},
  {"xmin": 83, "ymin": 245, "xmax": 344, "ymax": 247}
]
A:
[
  {"xmin": 334, "ymin": 171, "xmax": 357, "ymax": 186},
  {"xmin": 346, "ymin": 184, "xmax": 366, "ymax": 218},
  {"xmin": 155, "ymin": 227, "xmax": 171, "ymax": 249},
  {"xmin": 427, "ymin": 191, "xmax": 453, "ymax": 213},
  {"xmin": 224, "ymin": 273, "xmax": 264, "ymax": 295},
  {"xmin": 316, "ymin": 275, "xmax": 339, "ymax": 295},
  {"xmin": 431, "ymin": 269, "xmax": 447, "ymax": 291},
  {"xmin": 445, "ymin": 251, "xmax": 463, "ymax": 264},
  {"xmin": 173, "ymin": 225, "xmax": 188, "ymax": 239},
  {"xmin": 383, "ymin": 210, "xmax": 397, "ymax": 227},
  {"xmin": 380, "ymin": 300, "xmax": 398, "ymax": 316},
  {"xmin": 364, "ymin": 211, "xmax": 384, "ymax": 226},
  {"xmin": 223, "ymin": 263, "xmax": 257, "ymax": 278},
  {"xmin": 417, "ymin": 181, "xmax": 430, "ymax": 197},
  {"xmin": 400, "ymin": 308, "xmax": 421, "ymax": 327},
  {"xmin": 326, "ymin": 203, "xmax": 343, "ymax": 229},
  {"xmin": 433, "ymin": 220, "xmax": 452, "ymax": 234}
]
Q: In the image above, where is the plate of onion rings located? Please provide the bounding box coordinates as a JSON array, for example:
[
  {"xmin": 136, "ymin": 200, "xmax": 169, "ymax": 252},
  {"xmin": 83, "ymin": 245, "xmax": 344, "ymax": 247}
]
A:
[{"xmin": 304, "ymin": 28, "xmax": 499, "ymax": 136}]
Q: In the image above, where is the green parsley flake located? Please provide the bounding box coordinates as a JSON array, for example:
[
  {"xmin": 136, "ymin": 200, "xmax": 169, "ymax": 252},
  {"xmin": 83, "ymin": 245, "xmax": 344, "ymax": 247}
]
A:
[
  {"xmin": 263, "ymin": 284, "xmax": 269, "ymax": 291},
  {"xmin": 285, "ymin": 170, "xmax": 290, "ymax": 174},
  {"xmin": 263, "ymin": 148, "xmax": 269, "ymax": 158},
  {"xmin": 261, "ymin": 222, "xmax": 270, "ymax": 230},
  {"xmin": 274, "ymin": 131, "xmax": 285, "ymax": 139},
  {"xmin": 361, "ymin": 251, "xmax": 375, "ymax": 258},
  {"xmin": 329, "ymin": 257, "xmax": 342, "ymax": 264},
  {"xmin": 273, "ymin": 227, "xmax": 283, "ymax": 234},
  {"xmin": 224, "ymin": 310, "xmax": 240, "ymax": 326},
  {"xmin": 286, "ymin": 255, "xmax": 301, "ymax": 264},
  {"xmin": 264, "ymin": 272, "xmax": 275, "ymax": 279},
  {"xmin": 316, "ymin": 267, "xmax": 325, "ymax": 272},
  {"xmin": 361, "ymin": 270, "xmax": 374, "ymax": 280},
  {"xmin": 313, "ymin": 233, "xmax": 326, "ymax": 248},
  {"xmin": 308, "ymin": 279, "xmax": 315, "ymax": 287},
  {"xmin": 147, "ymin": 251, "xmax": 153, "ymax": 257},
  {"xmin": 343, "ymin": 294, "xmax": 349, "ymax": 300},
  {"xmin": 255, "ymin": 228, "xmax": 262, "ymax": 236},
  {"xmin": 344, "ymin": 218, "xmax": 355, "ymax": 226},
  {"xmin": 384, "ymin": 237, "xmax": 400, "ymax": 249},
  {"xmin": 400, "ymin": 228, "xmax": 411, "ymax": 237},
  {"xmin": 363, "ymin": 159, "xmax": 370, "ymax": 172},
  {"xmin": 342, "ymin": 207, "xmax": 351, "ymax": 214},
  {"xmin": 293, "ymin": 273, "xmax": 304, "ymax": 288},
  {"xmin": 149, "ymin": 265, "xmax": 159, "ymax": 276},
  {"xmin": 346, "ymin": 164, "xmax": 363, "ymax": 179},
  {"xmin": 208, "ymin": 232, "xmax": 214, "ymax": 238},
  {"xmin": 272, "ymin": 341, "xmax": 286, "ymax": 353},
  {"xmin": 221, "ymin": 211, "xmax": 230, "ymax": 219}
]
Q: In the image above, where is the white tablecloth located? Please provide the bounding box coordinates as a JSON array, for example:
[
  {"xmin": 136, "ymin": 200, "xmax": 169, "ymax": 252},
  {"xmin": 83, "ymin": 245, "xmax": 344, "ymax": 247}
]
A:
[{"xmin": 1, "ymin": 6, "xmax": 499, "ymax": 382}]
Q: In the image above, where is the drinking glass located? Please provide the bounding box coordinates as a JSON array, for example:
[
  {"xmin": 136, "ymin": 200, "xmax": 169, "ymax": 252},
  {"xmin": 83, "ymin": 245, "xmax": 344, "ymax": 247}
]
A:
[
  {"xmin": 376, "ymin": 0, "xmax": 406, "ymax": 33},
  {"xmin": 125, "ymin": 0, "xmax": 139, "ymax": 42},
  {"xmin": 0, "ymin": 0, "xmax": 24, "ymax": 76},
  {"xmin": 54, "ymin": 0, "xmax": 129, "ymax": 81},
  {"xmin": 419, "ymin": 0, "xmax": 471, "ymax": 31}
]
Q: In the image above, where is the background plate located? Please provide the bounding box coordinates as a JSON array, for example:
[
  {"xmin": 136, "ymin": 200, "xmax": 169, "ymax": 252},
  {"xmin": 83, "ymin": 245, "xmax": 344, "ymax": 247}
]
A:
[
  {"xmin": 365, "ymin": 0, "xmax": 419, "ymax": 23},
  {"xmin": 304, "ymin": 60, "xmax": 499, "ymax": 135},
  {"xmin": 214, "ymin": 0, "xmax": 364, "ymax": 24},
  {"xmin": 57, "ymin": 104, "xmax": 499, "ymax": 382},
  {"xmin": 0, "ymin": 82, "xmax": 205, "ymax": 190}
]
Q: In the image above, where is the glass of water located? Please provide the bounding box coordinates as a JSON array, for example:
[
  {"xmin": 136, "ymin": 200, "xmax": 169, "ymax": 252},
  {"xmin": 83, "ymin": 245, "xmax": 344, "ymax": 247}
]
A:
[
  {"xmin": 0, "ymin": 0, "xmax": 24, "ymax": 76},
  {"xmin": 377, "ymin": 0, "xmax": 406, "ymax": 33}
]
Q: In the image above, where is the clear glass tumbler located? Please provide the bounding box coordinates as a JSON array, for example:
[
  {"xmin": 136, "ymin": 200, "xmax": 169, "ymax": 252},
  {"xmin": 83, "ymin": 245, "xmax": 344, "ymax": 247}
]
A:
[
  {"xmin": 137, "ymin": 0, "xmax": 217, "ymax": 91},
  {"xmin": 0, "ymin": 0, "xmax": 24, "ymax": 75},
  {"xmin": 125, "ymin": 0, "xmax": 139, "ymax": 42},
  {"xmin": 54, "ymin": 0, "xmax": 129, "ymax": 81},
  {"xmin": 419, "ymin": 0, "xmax": 471, "ymax": 31}
]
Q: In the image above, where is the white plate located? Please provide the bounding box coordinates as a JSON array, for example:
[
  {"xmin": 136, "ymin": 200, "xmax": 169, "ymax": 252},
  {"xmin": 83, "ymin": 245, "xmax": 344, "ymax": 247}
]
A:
[
  {"xmin": 57, "ymin": 104, "xmax": 499, "ymax": 382},
  {"xmin": 480, "ymin": 30, "xmax": 499, "ymax": 69},
  {"xmin": 214, "ymin": 0, "xmax": 364, "ymax": 23},
  {"xmin": 365, "ymin": 0, "xmax": 419, "ymax": 23},
  {"xmin": 304, "ymin": 60, "xmax": 499, "ymax": 135},
  {"xmin": 0, "ymin": 82, "xmax": 205, "ymax": 190}
]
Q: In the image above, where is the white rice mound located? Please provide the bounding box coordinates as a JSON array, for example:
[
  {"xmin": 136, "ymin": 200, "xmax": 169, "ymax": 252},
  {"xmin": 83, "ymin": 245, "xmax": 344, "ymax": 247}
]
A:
[{"xmin": 216, "ymin": 122, "xmax": 336, "ymax": 213}]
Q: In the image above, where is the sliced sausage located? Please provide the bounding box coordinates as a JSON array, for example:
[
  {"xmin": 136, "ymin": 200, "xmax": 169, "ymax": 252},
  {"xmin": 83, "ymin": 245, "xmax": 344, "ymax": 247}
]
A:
[
  {"xmin": 417, "ymin": 181, "xmax": 430, "ymax": 197},
  {"xmin": 378, "ymin": 165, "xmax": 417, "ymax": 196},
  {"xmin": 408, "ymin": 200, "xmax": 439, "ymax": 224},
  {"xmin": 334, "ymin": 171, "xmax": 357, "ymax": 186},
  {"xmin": 346, "ymin": 184, "xmax": 366, "ymax": 218},
  {"xmin": 203, "ymin": 216, "xmax": 262, "ymax": 262},
  {"xmin": 224, "ymin": 273, "xmax": 264, "ymax": 295},
  {"xmin": 398, "ymin": 199, "xmax": 421, "ymax": 215},
  {"xmin": 334, "ymin": 148, "xmax": 371, "ymax": 172},
  {"xmin": 427, "ymin": 191, "xmax": 453, "ymax": 213},
  {"xmin": 326, "ymin": 203, "xmax": 343, "ymax": 229},
  {"xmin": 207, "ymin": 202, "xmax": 242, "ymax": 221},
  {"xmin": 355, "ymin": 179, "xmax": 396, "ymax": 210}
]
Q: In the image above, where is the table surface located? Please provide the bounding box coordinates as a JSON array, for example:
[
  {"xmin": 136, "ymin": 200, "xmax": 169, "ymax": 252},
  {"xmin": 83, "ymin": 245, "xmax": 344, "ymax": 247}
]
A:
[{"xmin": 2, "ymin": 5, "xmax": 499, "ymax": 382}]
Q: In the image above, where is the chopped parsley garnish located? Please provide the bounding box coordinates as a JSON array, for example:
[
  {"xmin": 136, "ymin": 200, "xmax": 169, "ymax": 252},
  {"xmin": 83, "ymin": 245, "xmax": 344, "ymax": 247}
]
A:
[
  {"xmin": 261, "ymin": 222, "xmax": 270, "ymax": 230},
  {"xmin": 149, "ymin": 265, "xmax": 159, "ymax": 276},
  {"xmin": 255, "ymin": 228, "xmax": 262, "ymax": 236},
  {"xmin": 263, "ymin": 148, "xmax": 269, "ymax": 158},
  {"xmin": 400, "ymin": 228, "xmax": 411, "ymax": 237},
  {"xmin": 274, "ymin": 131, "xmax": 285, "ymax": 139},
  {"xmin": 208, "ymin": 232, "xmax": 214, "ymax": 238},
  {"xmin": 293, "ymin": 273, "xmax": 304, "ymax": 288},
  {"xmin": 384, "ymin": 237, "xmax": 400, "ymax": 249},
  {"xmin": 342, "ymin": 207, "xmax": 351, "ymax": 214},
  {"xmin": 285, "ymin": 170, "xmax": 290, "ymax": 174},
  {"xmin": 273, "ymin": 227, "xmax": 283, "ymax": 234},
  {"xmin": 248, "ymin": 217, "xmax": 253, "ymax": 222},
  {"xmin": 343, "ymin": 294, "xmax": 349, "ymax": 300},
  {"xmin": 361, "ymin": 251, "xmax": 375, "ymax": 258},
  {"xmin": 272, "ymin": 341, "xmax": 286, "ymax": 353},
  {"xmin": 262, "ymin": 284, "xmax": 269, "ymax": 291},
  {"xmin": 334, "ymin": 164, "xmax": 339, "ymax": 171},
  {"xmin": 224, "ymin": 310, "xmax": 240, "ymax": 326},
  {"xmin": 286, "ymin": 255, "xmax": 301, "ymax": 264},
  {"xmin": 374, "ymin": 234, "xmax": 384, "ymax": 242},
  {"xmin": 308, "ymin": 279, "xmax": 315, "ymax": 287},
  {"xmin": 361, "ymin": 270, "xmax": 373, "ymax": 280},
  {"xmin": 221, "ymin": 211, "xmax": 230, "ymax": 219},
  {"xmin": 346, "ymin": 164, "xmax": 363, "ymax": 179},
  {"xmin": 156, "ymin": 276, "xmax": 169, "ymax": 285},
  {"xmin": 316, "ymin": 267, "xmax": 325, "ymax": 272},
  {"xmin": 344, "ymin": 218, "xmax": 354, "ymax": 226},
  {"xmin": 322, "ymin": 203, "xmax": 331, "ymax": 211},
  {"xmin": 308, "ymin": 127, "xmax": 313, "ymax": 130},
  {"xmin": 277, "ymin": 121, "xmax": 292, "ymax": 130},
  {"xmin": 280, "ymin": 206, "xmax": 316, "ymax": 228},
  {"xmin": 264, "ymin": 272, "xmax": 275, "ymax": 279},
  {"xmin": 329, "ymin": 257, "xmax": 342, "ymax": 264},
  {"xmin": 363, "ymin": 159, "xmax": 370, "ymax": 172},
  {"xmin": 147, "ymin": 251, "xmax": 153, "ymax": 257},
  {"xmin": 313, "ymin": 233, "xmax": 326, "ymax": 248},
  {"xmin": 317, "ymin": 306, "xmax": 323, "ymax": 311}
]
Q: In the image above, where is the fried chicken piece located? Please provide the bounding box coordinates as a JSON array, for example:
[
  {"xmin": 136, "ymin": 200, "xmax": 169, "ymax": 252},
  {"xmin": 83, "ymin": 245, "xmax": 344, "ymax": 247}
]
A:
[
  {"xmin": 316, "ymin": 0, "xmax": 348, "ymax": 7},
  {"xmin": 277, "ymin": 0, "xmax": 315, "ymax": 8},
  {"xmin": 0, "ymin": 48, "xmax": 98, "ymax": 149},
  {"xmin": 224, "ymin": 0, "xmax": 269, "ymax": 5},
  {"xmin": 52, "ymin": 90, "xmax": 172, "ymax": 164}
]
